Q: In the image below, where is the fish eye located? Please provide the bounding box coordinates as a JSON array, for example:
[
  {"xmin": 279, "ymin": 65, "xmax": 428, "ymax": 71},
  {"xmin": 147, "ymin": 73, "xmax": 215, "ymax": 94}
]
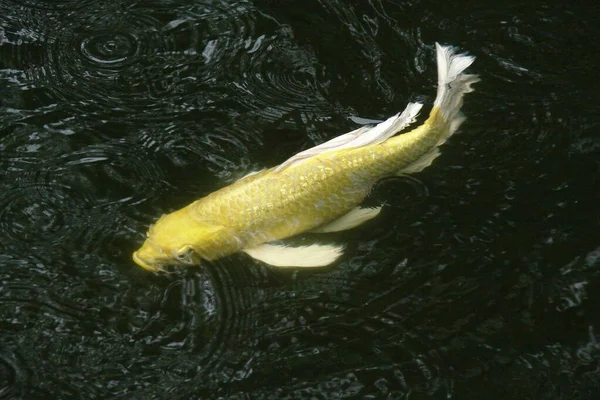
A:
[{"xmin": 175, "ymin": 245, "xmax": 194, "ymax": 261}]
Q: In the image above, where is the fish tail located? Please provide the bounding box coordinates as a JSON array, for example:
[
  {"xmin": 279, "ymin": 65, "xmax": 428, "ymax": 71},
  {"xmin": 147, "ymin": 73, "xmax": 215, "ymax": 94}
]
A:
[
  {"xmin": 275, "ymin": 43, "xmax": 478, "ymax": 176},
  {"xmin": 427, "ymin": 43, "xmax": 480, "ymax": 145}
]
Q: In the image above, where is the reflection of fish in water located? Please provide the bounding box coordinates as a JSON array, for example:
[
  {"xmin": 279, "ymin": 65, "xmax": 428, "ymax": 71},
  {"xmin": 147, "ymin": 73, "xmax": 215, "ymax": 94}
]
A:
[{"xmin": 133, "ymin": 43, "xmax": 479, "ymax": 272}]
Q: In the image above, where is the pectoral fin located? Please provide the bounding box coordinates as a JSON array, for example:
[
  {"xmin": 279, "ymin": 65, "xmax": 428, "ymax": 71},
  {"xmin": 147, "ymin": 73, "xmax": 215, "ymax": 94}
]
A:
[
  {"xmin": 397, "ymin": 148, "xmax": 441, "ymax": 175},
  {"xmin": 243, "ymin": 243, "xmax": 344, "ymax": 267},
  {"xmin": 311, "ymin": 206, "xmax": 382, "ymax": 233}
]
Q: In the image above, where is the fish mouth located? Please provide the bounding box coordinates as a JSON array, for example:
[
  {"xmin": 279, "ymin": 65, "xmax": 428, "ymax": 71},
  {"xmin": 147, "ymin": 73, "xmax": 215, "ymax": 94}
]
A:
[{"xmin": 133, "ymin": 251, "xmax": 163, "ymax": 272}]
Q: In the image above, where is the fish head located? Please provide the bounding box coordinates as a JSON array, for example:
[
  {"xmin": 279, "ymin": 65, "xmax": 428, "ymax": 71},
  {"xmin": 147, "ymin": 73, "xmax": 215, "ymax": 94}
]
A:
[{"xmin": 133, "ymin": 209, "xmax": 239, "ymax": 272}]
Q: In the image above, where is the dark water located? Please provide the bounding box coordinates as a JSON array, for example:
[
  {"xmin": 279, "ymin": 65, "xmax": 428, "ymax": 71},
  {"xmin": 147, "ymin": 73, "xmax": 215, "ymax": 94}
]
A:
[{"xmin": 1, "ymin": 0, "xmax": 599, "ymax": 398}]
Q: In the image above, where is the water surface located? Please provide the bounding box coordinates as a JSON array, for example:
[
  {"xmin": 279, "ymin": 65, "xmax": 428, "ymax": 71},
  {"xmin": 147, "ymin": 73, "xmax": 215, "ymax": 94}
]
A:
[{"xmin": 1, "ymin": 0, "xmax": 599, "ymax": 398}]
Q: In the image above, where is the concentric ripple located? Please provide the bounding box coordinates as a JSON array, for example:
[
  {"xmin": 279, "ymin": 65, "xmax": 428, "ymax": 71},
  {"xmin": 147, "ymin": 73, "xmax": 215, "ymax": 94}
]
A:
[
  {"xmin": 79, "ymin": 32, "xmax": 139, "ymax": 67},
  {"xmin": 4, "ymin": 0, "xmax": 96, "ymax": 11},
  {"xmin": 113, "ymin": 262, "xmax": 267, "ymax": 397},
  {"xmin": 1, "ymin": 0, "xmax": 288, "ymax": 122},
  {"xmin": 230, "ymin": 31, "xmax": 336, "ymax": 121},
  {"xmin": 0, "ymin": 178, "xmax": 94, "ymax": 253},
  {"xmin": 2, "ymin": 0, "xmax": 343, "ymax": 124},
  {"xmin": 0, "ymin": 349, "xmax": 29, "ymax": 400},
  {"xmin": 31, "ymin": 10, "xmax": 176, "ymax": 116},
  {"xmin": 191, "ymin": 262, "xmax": 266, "ymax": 389}
]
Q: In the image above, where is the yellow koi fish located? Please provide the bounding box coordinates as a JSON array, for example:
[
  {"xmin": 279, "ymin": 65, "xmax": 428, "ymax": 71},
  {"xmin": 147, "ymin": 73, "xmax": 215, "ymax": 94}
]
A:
[{"xmin": 133, "ymin": 43, "xmax": 479, "ymax": 272}]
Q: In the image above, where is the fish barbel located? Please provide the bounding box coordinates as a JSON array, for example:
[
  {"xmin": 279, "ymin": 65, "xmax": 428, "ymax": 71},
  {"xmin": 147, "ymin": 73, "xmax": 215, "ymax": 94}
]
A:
[{"xmin": 133, "ymin": 43, "xmax": 479, "ymax": 271}]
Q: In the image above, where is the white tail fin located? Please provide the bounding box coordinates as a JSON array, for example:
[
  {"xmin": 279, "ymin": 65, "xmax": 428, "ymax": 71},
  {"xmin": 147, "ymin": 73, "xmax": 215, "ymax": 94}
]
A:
[{"xmin": 431, "ymin": 43, "xmax": 479, "ymax": 141}]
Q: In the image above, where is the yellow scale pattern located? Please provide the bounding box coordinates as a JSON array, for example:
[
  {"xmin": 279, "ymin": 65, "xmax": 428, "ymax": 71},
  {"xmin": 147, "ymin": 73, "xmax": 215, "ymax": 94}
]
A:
[{"xmin": 189, "ymin": 118, "xmax": 441, "ymax": 255}]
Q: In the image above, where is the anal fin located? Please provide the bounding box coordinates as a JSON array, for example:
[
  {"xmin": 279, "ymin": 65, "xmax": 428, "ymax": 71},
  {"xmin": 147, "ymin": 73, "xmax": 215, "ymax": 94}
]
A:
[
  {"xmin": 312, "ymin": 207, "xmax": 382, "ymax": 233},
  {"xmin": 397, "ymin": 148, "xmax": 441, "ymax": 175},
  {"xmin": 243, "ymin": 243, "xmax": 344, "ymax": 267}
]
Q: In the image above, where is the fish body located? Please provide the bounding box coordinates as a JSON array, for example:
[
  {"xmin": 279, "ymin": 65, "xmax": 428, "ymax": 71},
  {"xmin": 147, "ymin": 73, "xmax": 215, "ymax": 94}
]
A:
[
  {"xmin": 133, "ymin": 43, "xmax": 479, "ymax": 271},
  {"xmin": 190, "ymin": 120, "xmax": 436, "ymax": 247}
]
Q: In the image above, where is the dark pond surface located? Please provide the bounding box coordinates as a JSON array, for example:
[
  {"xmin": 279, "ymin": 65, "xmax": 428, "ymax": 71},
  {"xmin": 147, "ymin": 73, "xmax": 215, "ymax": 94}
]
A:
[{"xmin": 1, "ymin": 0, "xmax": 599, "ymax": 398}]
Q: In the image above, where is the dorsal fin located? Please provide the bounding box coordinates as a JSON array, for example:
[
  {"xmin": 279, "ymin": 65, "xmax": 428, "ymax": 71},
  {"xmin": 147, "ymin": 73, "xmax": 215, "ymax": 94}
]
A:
[{"xmin": 275, "ymin": 102, "xmax": 423, "ymax": 172}]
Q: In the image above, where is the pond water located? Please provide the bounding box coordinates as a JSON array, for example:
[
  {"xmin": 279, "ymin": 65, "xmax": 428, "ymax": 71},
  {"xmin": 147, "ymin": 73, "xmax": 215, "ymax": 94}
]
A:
[{"xmin": 1, "ymin": 0, "xmax": 599, "ymax": 399}]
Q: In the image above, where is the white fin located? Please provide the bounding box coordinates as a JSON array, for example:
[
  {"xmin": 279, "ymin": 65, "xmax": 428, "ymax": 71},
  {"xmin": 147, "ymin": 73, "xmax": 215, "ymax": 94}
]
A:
[
  {"xmin": 274, "ymin": 126, "xmax": 370, "ymax": 173},
  {"xmin": 433, "ymin": 43, "xmax": 480, "ymax": 134},
  {"xmin": 312, "ymin": 207, "xmax": 382, "ymax": 233},
  {"xmin": 397, "ymin": 148, "xmax": 441, "ymax": 174},
  {"xmin": 243, "ymin": 243, "xmax": 344, "ymax": 267},
  {"xmin": 237, "ymin": 169, "xmax": 264, "ymax": 181},
  {"xmin": 275, "ymin": 102, "xmax": 423, "ymax": 172}
]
